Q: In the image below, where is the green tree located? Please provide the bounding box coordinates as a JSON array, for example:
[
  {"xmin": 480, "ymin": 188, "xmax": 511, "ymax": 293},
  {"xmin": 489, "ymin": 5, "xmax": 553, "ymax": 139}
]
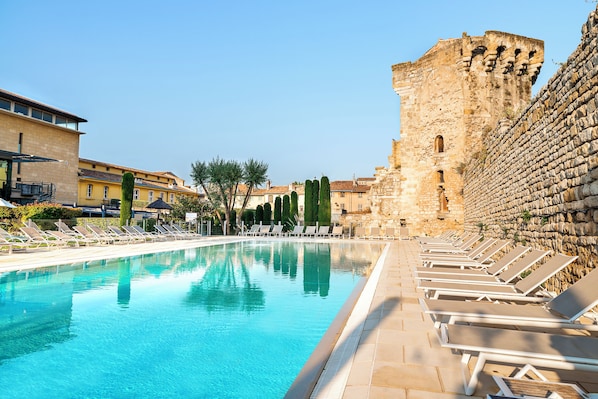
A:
[
  {"xmin": 274, "ymin": 197, "xmax": 282, "ymax": 224},
  {"xmin": 304, "ymin": 180, "xmax": 313, "ymax": 225},
  {"xmin": 263, "ymin": 202, "xmax": 272, "ymax": 224},
  {"xmin": 238, "ymin": 159, "xmax": 269, "ymax": 225},
  {"xmin": 318, "ymin": 176, "xmax": 331, "ymax": 225},
  {"xmin": 241, "ymin": 209, "xmax": 255, "ymax": 225},
  {"xmin": 256, "ymin": 204, "xmax": 264, "ymax": 223},
  {"xmin": 170, "ymin": 196, "xmax": 214, "ymax": 221},
  {"xmin": 312, "ymin": 179, "xmax": 320, "ymax": 224},
  {"xmin": 120, "ymin": 172, "xmax": 134, "ymax": 226},
  {"xmin": 290, "ymin": 191, "xmax": 298, "ymax": 224},
  {"xmin": 282, "ymin": 194, "xmax": 291, "ymax": 229},
  {"xmin": 191, "ymin": 157, "xmax": 267, "ymax": 235}
]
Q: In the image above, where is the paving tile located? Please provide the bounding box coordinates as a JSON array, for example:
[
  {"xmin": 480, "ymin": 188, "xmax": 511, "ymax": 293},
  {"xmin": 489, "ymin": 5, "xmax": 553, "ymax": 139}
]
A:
[
  {"xmin": 376, "ymin": 329, "xmax": 430, "ymax": 347},
  {"xmin": 374, "ymin": 342, "xmax": 404, "ymax": 363},
  {"xmin": 407, "ymin": 389, "xmax": 472, "ymax": 399},
  {"xmin": 341, "ymin": 385, "xmax": 369, "ymax": 399},
  {"xmin": 404, "ymin": 345, "xmax": 458, "ymax": 367},
  {"xmin": 352, "ymin": 343, "xmax": 375, "ymax": 363},
  {"xmin": 368, "ymin": 386, "xmax": 407, "ymax": 399},
  {"xmin": 345, "ymin": 361, "xmax": 373, "ymax": 386},
  {"xmin": 371, "ymin": 363, "xmax": 441, "ymax": 391}
]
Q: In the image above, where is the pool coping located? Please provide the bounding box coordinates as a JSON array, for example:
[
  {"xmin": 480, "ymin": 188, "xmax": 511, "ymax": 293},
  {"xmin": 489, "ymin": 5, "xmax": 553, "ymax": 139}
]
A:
[{"xmin": 284, "ymin": 242, "xmax": 390, "ymax": 399}]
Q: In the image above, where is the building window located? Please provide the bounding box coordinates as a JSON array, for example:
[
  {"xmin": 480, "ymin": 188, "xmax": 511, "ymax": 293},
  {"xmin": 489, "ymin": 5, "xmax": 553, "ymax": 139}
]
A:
[
  {"xmin": 434, "ymin": 135, "xmax": 444, "ymax": 153},
  {"xmin": 340, "ymin": 192, "xmax": 345, "ymax": 198},
  {"xmin": 340, "ymin": 203, "xmax": 345, "ymax": 210},
  {"xmin": 437, "ymin": 170, "xmax": 445, "ymax": 184},
  {"xmin": 133, "ymin": 189, "xmax": 140, "ymax": 200},
  {"xmin": 32, "ymin": 108, "xmax": 53, "ymax": 123},
  {"xmin": 55, "ymin": 116, "xmax": 67, "ymax": 127},
  {"xmin": 159, "ymin": 192, "xmax": 164, "ymax": 200},
  {"xmin": 148, "ymin": 191, "xmax": 154, "ymax": 202},
  {"xmin": 169, "ymin": 193, "xmax": 175, "ymax": 203},
  {"xmin": 14, "ymin": 103, "xmax": 29, "ymax": 116},
  {"xmin": 358, "ymin": 204, "xmax": 363, "ymax": 211},
  {"xmin": 86, "ymin": 184, "xmax": 93, "ymax": 198},
  {"xmin": 103, "ymin": 186, "xmax": 109, "ymax": 199},
  {"xmin": 358, "ymin": 192, "xmax": 363, "ymax": 198},
  {"xmin": 0, "ymin": 98, "xmax": 10, "ymax": 110}
]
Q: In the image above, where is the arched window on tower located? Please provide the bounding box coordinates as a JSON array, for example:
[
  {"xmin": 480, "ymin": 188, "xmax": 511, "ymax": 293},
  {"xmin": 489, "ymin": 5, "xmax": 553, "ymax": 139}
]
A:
[
  {"xmin": 434, "ymin": 135, "xmax": 444, "ymax": 153},
  {"xmin": 437, "ymin": 170, "xmax": 444, "ymax": 185},
  {"xmin": 438, "ymin": 187, "xmax": 449, "ymax": 213}
]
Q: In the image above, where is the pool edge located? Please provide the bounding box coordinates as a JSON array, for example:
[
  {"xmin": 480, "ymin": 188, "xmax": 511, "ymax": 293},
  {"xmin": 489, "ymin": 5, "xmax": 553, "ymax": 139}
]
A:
[{"xmin": 284, "ymin": 242, "xmax": 391, "ymax": 399}]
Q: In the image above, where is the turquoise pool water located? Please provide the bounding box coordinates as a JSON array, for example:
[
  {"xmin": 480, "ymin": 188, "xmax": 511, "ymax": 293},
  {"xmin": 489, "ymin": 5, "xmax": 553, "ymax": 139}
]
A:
[{"xmin": 0, "ymin": 240, "xmax": 383, "ymax": 398}]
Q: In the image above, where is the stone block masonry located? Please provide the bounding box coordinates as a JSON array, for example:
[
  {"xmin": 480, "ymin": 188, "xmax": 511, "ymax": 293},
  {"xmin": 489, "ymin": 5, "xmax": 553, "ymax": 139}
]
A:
[{"xmin": 464, "ymin": 6, "xmax": 598, "ymax": 286}]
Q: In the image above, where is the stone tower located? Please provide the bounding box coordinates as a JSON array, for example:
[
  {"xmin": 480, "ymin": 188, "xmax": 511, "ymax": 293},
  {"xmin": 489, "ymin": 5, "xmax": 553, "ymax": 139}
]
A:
[{"xmin": 367, "ymin": 31, "xmax": 544, "ymax": 236}]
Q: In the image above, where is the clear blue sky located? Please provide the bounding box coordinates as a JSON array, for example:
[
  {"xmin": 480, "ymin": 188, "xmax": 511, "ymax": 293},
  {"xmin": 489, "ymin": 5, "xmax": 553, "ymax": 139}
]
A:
[{"xmin": 1, "ymin": 1, "xmax": 595, "ymax": 186}]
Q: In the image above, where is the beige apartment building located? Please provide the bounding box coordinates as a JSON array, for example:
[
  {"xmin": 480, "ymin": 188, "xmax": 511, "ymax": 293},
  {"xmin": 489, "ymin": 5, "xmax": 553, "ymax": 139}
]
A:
[
  {"xmin": 78, "ymin": 158, "xmax": 200, "ymax": 210},
  {"xmin": 330, "ymin": 178, "xmax": 372, "ymax": 222},
  {"xmin": 0, "ymin": 88, "xmax": 86, "ymax": 205}
]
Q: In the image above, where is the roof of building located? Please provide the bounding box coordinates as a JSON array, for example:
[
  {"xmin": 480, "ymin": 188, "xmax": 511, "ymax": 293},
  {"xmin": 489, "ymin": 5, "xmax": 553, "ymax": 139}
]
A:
[
  {"xmin": 0, "ymin": 88, "xmax": 87, "ymax": 123},
  {"xmin": 78, "ymin": 168, "xmax": 198, "ymax": 195},
  {"xmin": 79, "ymin": 158, "xmax": 185, "ymax": 183},
  {"xmin": 330, "ymin": 180, "xmax": 371, "ymax": 192}
]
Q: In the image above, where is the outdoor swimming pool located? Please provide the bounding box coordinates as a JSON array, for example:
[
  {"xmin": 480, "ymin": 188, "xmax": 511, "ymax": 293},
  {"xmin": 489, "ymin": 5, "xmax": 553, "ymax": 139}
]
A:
[{"xmin": 0, "ymin": 240, "xmax": 384, "ymax": 398}]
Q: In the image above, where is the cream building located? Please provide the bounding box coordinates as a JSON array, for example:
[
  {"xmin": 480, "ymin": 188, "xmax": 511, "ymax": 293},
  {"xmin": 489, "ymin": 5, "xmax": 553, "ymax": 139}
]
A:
[
  {"xmin": 78, "ymin": 158, "xmax": 200, "ymax": 211},
  {"xmin": 0, "ymin": 88, "xmax": 86, "ymax": 205}
]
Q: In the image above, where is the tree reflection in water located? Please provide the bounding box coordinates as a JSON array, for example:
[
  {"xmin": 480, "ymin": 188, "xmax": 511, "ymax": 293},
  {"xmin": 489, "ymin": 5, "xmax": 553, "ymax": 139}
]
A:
[
  {"xmin": 185, "ymin": 244, "xmax": 265, "ymax": 313},
  {"xmin": 117, "ymin": 258, "xmax": 131, "ymax": 307},
  {"xmin": 303, "ymin": 243, "xmax": 331, "ymax": 297}
]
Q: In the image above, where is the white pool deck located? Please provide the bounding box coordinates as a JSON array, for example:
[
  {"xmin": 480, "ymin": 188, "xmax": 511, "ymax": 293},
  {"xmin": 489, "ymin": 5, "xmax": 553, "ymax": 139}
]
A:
[{"xmin": 2, "ymin": 237, "xmax": 596, "ymax": 398}]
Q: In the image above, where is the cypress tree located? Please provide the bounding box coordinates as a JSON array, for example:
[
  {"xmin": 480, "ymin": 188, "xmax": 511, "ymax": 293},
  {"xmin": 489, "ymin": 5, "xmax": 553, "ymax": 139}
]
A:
[
  {"xmin": 263, "ymin": 202, "xmax": 272, "ymax": 224},
  {"xmin": 304, "ymin": 180, "xmax": 313, "ymax": 225},
  {"xmin": 274, "ymin": 197, "xmax": 282, "ymax": 224},
  {"xmin": 256, "ymin": 205, "xmax": 264, "ymax": 223},
  {"xmin": 120, "ymin": 172, "xmax": 134, "ymax": 226},
  {"xmin": 312, "ymin": 179, "xmax": 320, "ymax": 224},
  {"xmin": 318, "ymin": 176, "xmax": 331, "ymax": 225},
  {"xmin": 290, "ymin": 191, "xmax": 298, "ymax": 223},
  {"xmin": 282, "ymin": 194, "xmax": 291, "ymax": 229}
]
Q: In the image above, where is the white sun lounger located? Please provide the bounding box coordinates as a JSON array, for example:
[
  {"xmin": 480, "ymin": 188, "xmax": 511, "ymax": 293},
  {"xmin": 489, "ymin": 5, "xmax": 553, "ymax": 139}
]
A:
[
  {"xmin": 419, "ymin": 253, "xmax": 576, "ymax": 302},
  {"xmin": 420, "ymin": 238, "xmax": 497, "ymax": 263},
  {"xmin": 420, "ymin": 239, "xmax": 510, "ymax": 268},
  {"xmin": 421, "ymin": 266, "xmax": 598, "ymax": 331},
  {"xmin": 420, "ymin": 234, "xmax": 482, "ymax": 254},
  {"xmin": 415, "ymin": 246, "xmax": 531, "ymax": 277},
  {"xmin": 416, "ymin": 248, "xmax": 548, "ymax": 285},
  {"xmin": 288, "ymin": 225, "xmax": 304, "ymax": 237},
  {"xmin": 437, "ymin": 322, "xmax": 598, "ymax": 395}
]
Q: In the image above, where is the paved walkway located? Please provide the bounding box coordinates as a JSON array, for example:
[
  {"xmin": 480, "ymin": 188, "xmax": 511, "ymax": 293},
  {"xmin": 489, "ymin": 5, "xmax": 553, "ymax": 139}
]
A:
[{"xmin": 312, "ymin": 239, "xmax": 486, "ymax": 398}]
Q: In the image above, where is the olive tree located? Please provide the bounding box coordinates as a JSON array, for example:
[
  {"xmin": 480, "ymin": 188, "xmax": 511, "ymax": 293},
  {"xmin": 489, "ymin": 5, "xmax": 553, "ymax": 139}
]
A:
[{"xmin": 191, "ymin": 157, "xmax": 268, "ymax": 235}]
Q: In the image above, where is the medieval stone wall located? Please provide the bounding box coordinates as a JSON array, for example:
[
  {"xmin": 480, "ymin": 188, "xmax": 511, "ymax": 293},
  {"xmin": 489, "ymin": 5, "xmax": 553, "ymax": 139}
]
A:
[{"xmin": 464, "ymin": 7, "xmax": 598, "ymax": 286}]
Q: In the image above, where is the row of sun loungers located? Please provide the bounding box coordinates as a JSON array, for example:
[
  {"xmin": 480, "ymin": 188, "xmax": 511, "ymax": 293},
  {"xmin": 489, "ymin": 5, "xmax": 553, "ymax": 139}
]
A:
[
  {"xmin": 353, "ymin": 226, "xmax": 410, "ymax": 240},
  {"xmin": 241, "ymin": 224, "xmax": 410, "ymax": 240},
  {"xmin": 242, "ymin": 225, "xmax": 344, "ymax": 238},
  {"xmin": 414, "ymin": 232, "xmax": 598, "ymax": 396},
  {"xmin": 0, "ymin": 221, "xmax": 201, "ymax": 253}
]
